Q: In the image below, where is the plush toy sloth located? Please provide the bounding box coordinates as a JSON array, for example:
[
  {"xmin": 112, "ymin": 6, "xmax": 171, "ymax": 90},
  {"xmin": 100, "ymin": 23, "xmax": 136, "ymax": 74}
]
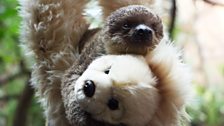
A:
[
  {"xmin": 62, "ymin": 39, "xmax": 192, "ymax": 126},
  {"xmin": 64, "ymin": 55, "xmax": 158, "ymax": 126},
  {"xmin": 19, "ymin": 0, "xmax": 163, "ymax": 125},
  {"xmin": 19, "ymin": 0, "xmax": 189, "ymax": 126}
]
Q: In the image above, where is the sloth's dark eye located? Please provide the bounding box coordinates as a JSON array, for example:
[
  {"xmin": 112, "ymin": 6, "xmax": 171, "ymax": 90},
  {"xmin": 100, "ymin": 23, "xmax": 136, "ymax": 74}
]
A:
[{"xmin": 123, "ymin": 23, "xmax": 130, "ymax": 29}]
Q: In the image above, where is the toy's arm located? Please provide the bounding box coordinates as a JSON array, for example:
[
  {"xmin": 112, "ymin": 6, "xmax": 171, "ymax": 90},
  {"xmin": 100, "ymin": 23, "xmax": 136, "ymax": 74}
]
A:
[
  {"xmin": 145, "ymin": 39, "xmax": 192, "ymax": 125},
  {"xmin": 19, "ymin": 0, "xmax": 88, "ymax": 126},
  {"xmin": 99, "ymin": 0, "xmax": 155, "ymax": 19},
  {"xmin": 19, "ymin": 0, "xmax": 88, "ymax": 60}
]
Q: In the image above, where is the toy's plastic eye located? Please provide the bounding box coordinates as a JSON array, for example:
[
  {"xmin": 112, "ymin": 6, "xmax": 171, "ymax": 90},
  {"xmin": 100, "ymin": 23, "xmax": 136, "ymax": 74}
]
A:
[
  {"xmin": 83, "ymin": 80, "xmax": 95, "ymax": 97},
  {"xmin": 104, "ymin": 67, "xmax": 111, "ymax": 74},
  {"xmin": 104, "ymin": 69, "xmax": 110, "ymax": 74}
]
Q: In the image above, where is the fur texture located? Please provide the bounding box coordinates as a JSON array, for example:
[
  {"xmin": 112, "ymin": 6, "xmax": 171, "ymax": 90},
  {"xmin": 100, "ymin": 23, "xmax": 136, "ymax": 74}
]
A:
[
  {"xmin": 99, "ymin": 0, "xmax": 156, "ymax": 19},
  {"xmin": 101, "ymin": 5, "xmax": 163, "ymax": 55},
  {"xmin": 19, "ymin": 0, "xmax": 181, "ymax": 126},
  {"xmin": 145, "ymin": 39, "xmax": 192, "ymax": 126},
  {"xmin": 62, "ymin": 39, "xmax": 192, "ymax": 126},
  {"xmin": 19, "ymin": 0, "xmax": 88, "ymax": 125}
]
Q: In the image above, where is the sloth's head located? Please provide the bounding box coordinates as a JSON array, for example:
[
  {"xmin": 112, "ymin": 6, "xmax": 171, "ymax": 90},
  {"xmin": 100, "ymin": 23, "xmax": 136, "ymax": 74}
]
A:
[
  {"xmin": 103, "ymin": 5, "xmax": 163, "ymax": 55},
  {"xmin": 70, "ymin": 55, "xmax": 159, "ymax": 126}
]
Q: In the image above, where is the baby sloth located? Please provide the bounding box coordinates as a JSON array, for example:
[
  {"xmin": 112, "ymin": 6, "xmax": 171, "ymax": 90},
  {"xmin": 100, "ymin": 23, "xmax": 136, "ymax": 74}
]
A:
[
  {"xmin": 79, "ymin": 5, "xmax": 163, "ymax": 61},
  {"xmin": 76, "ymin": 5, "xmax": 164, "ymax": 74},
  {"xmin": 62, "ymin": 40, "xmax": 192, "ymax": 126},
  {"xmin": 101, "ymin": 5, "xmax": 163, "ymax": 55}
]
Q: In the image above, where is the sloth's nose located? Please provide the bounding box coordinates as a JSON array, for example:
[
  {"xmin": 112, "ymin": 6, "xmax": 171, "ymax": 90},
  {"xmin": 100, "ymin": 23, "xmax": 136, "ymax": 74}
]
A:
[
  {"xmin": 136, "ymin": 28, "xmax": 152, "ymax": 37},
  {"xmin": 134, "ymin": 24, "xmax": 152, "ymax": 41},
  {"xmin": 107, "ymin": 98, "xmax": 119, "ymax": 110},
  {"xmin": 83, "ymin": 80, "xmax": 95, "ymax": 97}
]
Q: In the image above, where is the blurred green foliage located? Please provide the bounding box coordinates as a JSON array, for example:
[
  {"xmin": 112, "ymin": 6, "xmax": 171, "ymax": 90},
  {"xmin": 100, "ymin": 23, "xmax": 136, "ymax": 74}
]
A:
[
  {"xmin": 0, "ymin": 0, "xmax": 44, "ymax": 126},
  {"xmin": 187, "ymin": 85, "xmax": 224, "ymax": 126},
  {"xmin": 0, "ymin": 0, "xmax": 21, "ymax": 71}
]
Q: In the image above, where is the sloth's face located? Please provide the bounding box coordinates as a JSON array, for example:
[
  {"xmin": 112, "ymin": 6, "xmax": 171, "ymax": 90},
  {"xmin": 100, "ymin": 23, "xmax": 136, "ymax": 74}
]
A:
[
  {"xmin": 109, "ymin": 15, "xmax": 160, "ymax": 46},
  {"xmin": 105, "ymin": 5, "xmax": 163, "ymax": 55},
  {"xmin": 74, "ymin": 55, "xmax": 159, "ymax": 126}
]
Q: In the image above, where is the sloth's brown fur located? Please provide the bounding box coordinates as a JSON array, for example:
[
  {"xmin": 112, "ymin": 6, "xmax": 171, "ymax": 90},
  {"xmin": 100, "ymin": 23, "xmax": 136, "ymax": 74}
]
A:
[
  {"xmin": 99, "ymin": 0, "xmax": 155, "ymax": 19},
  {"xmin": 18, "ymin": 0, "xmax": 189, "ymax": 126},
  {"xmin": 102, "ymin": 5, "xmax": 163, "ymax": 55}
]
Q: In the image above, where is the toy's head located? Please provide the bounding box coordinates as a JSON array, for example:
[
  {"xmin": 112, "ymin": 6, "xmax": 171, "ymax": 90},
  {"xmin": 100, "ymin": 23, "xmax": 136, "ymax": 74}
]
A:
[
  {"xmin": 62, "ymin": 40, "xmax": 192, "ymax": 126},
  {"xmin": 103, "ymin": 5, "xmax": 163, "ymax": 55},
  {"xmin": 64, "ymin": 55, "xmax": 159, "ymax": 126}
]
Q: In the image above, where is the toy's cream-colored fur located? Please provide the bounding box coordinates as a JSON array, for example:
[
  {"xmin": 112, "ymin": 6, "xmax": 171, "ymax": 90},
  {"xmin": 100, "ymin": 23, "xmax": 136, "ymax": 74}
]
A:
[
  {"xmin": 73, "ymin": 55, "xmax": 158, "ymax": 126},
  {"xmin": 145, "ymin": 39, "xmax": 192, "ymax": 125},
  {"xmin": 63, "ymin": 39, "xmax": 191, "ymax": 126},
  {"xmin": 19, "ymin": 0, "xmax": 191, "ymax": 125}
]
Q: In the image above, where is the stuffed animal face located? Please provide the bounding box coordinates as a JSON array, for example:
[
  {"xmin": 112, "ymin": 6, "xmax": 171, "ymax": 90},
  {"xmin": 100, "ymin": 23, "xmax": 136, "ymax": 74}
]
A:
[{"xmin": 74, "ymin": 55, "xmax": 159, "ymax": 126}]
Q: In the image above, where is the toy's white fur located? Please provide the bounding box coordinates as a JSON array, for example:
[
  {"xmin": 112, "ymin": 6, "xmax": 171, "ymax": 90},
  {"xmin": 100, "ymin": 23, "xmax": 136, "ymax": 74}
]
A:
[
  {"xmin": 74, "ymin": 38, "xmax": 192, "ymax": 126},
  {"xmin": 75, "ymin": 55, "xmax": 158, "ymax": 126}
]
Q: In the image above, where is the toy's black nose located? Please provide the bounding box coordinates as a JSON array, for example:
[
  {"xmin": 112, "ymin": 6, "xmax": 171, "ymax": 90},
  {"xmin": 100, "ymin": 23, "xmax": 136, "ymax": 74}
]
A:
[
  {"xmin": 134, "ymin": 25, "xmax": 152, "ymax": 41},
  {"xmin": 83, "ymin": 80, "xmax": 95, "ymax": 97},
  {"xmin": 107, "ymin": 98, "xmax": 119, "ymax": 110}
]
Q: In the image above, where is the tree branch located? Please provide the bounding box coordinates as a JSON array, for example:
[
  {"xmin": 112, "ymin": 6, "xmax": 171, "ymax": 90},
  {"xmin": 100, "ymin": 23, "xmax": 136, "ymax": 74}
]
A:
[
  {"xmin": 12, "ymin": 74, "xmax": 34, "ymax": 126},
  {"xmin": 0, "ymin": 60, "xmax": 30, "ymax": 87},
  {"xmin": 0, "ymin": 72, "xmax": 24, "ymax": 86},
  {"xmin": 169, "ymin": 0, "xmax": 177, "ymax": 40},
  {"xmin": 0, "ymin": 95, "xmax": 19, "ymax": 101}
]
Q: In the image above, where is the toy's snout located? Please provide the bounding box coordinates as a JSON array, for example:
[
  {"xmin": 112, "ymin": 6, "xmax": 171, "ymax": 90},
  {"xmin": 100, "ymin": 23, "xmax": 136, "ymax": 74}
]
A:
[
  {"xmin": 74, "ymin": 55, "xmax": 159, "ymax": 125},
  {"xmin": 107, "ymin": 97, "xmax": 119, "ymax": 110},
  {"xmin": 83, "ymin": 79, "xmax": 119, "ymax": 111}
]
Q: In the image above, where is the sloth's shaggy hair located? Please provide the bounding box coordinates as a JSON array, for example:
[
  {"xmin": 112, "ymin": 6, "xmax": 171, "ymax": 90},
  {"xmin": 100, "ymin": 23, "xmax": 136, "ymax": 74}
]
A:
[{"xmin": 18, "ymin": 0, "xmax": 191, "ymax": 125}]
